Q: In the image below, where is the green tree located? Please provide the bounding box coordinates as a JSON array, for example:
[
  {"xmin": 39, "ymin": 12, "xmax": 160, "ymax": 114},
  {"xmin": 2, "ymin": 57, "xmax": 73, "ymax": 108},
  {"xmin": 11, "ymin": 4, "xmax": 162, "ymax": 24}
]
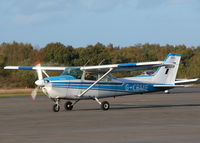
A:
[
  {"xmin": 73, "ymin": 43, "xmax": 111, "ymax": 66},
  {"xmin": 41, "ymin": 42, "xmax": 77, "ymax": 65},
  {"xmin": 0, "ymin": 42, "xmax": 33, "ymax": 65}
]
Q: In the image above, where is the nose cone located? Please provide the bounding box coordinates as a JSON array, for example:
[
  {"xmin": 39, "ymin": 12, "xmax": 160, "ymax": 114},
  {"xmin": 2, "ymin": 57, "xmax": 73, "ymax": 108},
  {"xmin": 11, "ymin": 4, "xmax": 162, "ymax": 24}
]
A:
[{"xmin": 35, "ymin": 79, "xmax": 45, "ymax": 87}]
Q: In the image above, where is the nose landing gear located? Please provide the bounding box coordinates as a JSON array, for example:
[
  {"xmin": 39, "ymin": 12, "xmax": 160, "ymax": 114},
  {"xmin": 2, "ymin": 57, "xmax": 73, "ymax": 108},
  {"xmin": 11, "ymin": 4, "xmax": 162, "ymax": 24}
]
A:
[
  {"xmin": 53, "ymin": 104, "xmax": 60, "ymax": 112},
  {"xmin": 52, "ymin": 99, "xmax": 60, "ymax": 112}
]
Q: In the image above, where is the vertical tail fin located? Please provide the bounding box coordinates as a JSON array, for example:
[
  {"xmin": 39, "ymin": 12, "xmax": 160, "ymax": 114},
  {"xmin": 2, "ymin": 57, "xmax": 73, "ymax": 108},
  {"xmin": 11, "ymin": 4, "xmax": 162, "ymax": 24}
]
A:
[{"xmin": 153, "ymin": 53, "xmax": 181, "ymax": 84}]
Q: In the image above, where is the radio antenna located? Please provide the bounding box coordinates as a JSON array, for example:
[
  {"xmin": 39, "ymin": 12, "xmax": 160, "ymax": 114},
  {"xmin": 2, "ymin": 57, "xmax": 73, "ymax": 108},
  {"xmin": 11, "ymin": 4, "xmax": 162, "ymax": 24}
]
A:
[
  {"xmin": 84, "ymin": 60, "xmax": 90, "ymax": 66},
  {"xmin": 98, "ymin": 59, "xmax": 105, "ymax": 65}
]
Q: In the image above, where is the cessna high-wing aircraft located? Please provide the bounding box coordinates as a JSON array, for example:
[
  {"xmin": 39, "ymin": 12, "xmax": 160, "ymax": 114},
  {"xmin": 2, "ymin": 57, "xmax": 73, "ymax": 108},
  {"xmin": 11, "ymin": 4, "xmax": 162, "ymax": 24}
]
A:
[{"xmin": 4, "ymin": 53, "xmax": 198, "ymax": 112}]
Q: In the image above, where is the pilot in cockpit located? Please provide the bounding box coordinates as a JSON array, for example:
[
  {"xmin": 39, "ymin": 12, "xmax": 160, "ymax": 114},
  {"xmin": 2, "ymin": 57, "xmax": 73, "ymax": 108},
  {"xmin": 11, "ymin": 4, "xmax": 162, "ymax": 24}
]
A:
[{"xmin": 85, "ymin": 72, "xmax": 97, "ymax": 80}]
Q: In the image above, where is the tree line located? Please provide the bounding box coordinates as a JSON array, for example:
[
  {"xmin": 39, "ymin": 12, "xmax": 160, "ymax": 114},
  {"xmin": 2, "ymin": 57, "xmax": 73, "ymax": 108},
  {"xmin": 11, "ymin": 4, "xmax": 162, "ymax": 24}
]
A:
[{"xmin": 0, "ymin": 42, "xmax": 199, "ymax": 88}]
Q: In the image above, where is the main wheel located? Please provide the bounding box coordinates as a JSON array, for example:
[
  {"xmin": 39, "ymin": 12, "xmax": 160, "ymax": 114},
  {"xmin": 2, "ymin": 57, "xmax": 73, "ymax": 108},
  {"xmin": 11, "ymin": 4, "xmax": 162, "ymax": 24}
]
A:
[
  {"xmin": 64, "ymin": 101, "xmax": 73, "ymax": 111},
  {"xmin": 53, "ymin": 104, "xmax": 60, "ymax": 112},
  {"xmin": 101, "ymin": 101, "xmax": 110, "ymax": 111}
]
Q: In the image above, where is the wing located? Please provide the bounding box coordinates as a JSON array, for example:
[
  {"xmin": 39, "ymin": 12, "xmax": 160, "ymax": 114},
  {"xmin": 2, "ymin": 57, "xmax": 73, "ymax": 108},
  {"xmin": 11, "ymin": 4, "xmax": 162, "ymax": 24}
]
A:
[
  {"xmin": 4, "ymin": 61, "xmax": 174, "ymax": 72},
  {"xmin": 80, "ymin": 61, "xmax": 174, "ymax": 72},
  {"xmin": 4, "ymin": 66, "xmax": 66, "ymax": 71}
]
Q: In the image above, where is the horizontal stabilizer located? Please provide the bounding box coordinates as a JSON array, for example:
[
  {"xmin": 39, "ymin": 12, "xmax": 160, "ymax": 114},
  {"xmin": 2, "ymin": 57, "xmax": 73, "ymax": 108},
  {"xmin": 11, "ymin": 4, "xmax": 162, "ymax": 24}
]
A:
[
  {"xmin": 153, "ymin": 85, "xmax": 185, "ymax": 88},
  {"xmin": 175, "ymin": 78, "xmax": 200, "ymax": 85}
]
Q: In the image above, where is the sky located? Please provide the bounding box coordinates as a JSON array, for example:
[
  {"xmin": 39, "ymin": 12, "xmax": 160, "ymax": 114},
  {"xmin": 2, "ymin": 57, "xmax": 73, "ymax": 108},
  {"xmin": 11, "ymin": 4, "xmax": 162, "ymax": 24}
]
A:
[{"xmin": 0, "ymin": 0, "xmax": 200, "ymax": 48}]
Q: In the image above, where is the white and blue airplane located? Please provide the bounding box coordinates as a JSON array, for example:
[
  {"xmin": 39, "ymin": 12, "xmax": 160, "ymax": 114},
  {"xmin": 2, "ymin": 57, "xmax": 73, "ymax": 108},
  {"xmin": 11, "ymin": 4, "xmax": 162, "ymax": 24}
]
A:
[{"xmin": 4, "ymin": 53, "xmax": 198, "ymax": 112}]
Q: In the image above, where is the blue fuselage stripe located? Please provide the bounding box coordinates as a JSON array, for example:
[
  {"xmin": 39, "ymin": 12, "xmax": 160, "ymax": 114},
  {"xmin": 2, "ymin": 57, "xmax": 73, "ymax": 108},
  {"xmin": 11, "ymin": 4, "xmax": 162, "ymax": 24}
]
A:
[{"xmin": 51, "ymin": 82, "xmax": 123, "ymax": 85}]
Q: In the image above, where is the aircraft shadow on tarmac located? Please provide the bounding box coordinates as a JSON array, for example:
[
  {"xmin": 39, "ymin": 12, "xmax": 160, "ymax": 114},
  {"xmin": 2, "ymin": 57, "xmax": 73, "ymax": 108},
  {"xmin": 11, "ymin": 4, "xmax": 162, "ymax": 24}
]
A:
[
  {"xmin": 169, "ymin": 87, "xmax": 200, "ymax": 94},
  {"xmin": 110, "ymin": 103, "xmax": 200, "ymax": 110},
  {"xmin": 76, "ymin": 103, "xmax": 200, "ymax": 111}
]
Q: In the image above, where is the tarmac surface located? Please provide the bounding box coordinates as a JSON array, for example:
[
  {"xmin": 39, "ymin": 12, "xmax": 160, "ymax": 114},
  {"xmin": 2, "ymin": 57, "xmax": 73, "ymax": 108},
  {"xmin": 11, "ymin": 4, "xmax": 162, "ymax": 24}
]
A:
[{"xmin": 0, "ymin": 87, "xmax": 200, "ymax": 143}]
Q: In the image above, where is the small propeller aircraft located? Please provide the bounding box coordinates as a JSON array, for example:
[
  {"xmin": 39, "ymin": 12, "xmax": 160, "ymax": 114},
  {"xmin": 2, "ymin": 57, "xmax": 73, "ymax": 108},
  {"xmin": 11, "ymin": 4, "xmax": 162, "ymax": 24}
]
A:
[{"xmin": 4, "ymin": 53, "xmax": 199, "ymax": 112}]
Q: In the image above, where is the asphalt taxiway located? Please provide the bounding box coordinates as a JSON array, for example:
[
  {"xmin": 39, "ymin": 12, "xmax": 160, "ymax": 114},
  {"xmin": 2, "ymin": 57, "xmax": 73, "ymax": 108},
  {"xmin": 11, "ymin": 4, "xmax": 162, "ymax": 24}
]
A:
[{"xmin": 0, "ymin": 87, "xmax": 200, "ymax": 143}]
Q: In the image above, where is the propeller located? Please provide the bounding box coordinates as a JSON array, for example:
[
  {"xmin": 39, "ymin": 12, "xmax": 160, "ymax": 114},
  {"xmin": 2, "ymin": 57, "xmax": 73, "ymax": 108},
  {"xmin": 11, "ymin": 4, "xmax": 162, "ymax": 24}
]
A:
[
  {"xmin": 31, "ymin": 87, "xmax": 39, "ymax": 101},
  {"xmin": 31, "ymin": 62, "xmax": 45, "ymax": 101}
]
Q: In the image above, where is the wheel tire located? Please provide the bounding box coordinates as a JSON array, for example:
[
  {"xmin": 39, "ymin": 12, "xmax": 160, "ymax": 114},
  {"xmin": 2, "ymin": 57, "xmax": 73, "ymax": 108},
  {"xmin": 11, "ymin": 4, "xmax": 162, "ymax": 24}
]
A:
[
  {"xmin": 64, "ymin": 101, "xmax": 73, "ymax": 111},
  {"xmin": 53, "ymin": 104, "xmax": 60, "ymax": 112},
  {"xmin": 101, "ymin": 101, "xmax": 110, "ymax": 111}
]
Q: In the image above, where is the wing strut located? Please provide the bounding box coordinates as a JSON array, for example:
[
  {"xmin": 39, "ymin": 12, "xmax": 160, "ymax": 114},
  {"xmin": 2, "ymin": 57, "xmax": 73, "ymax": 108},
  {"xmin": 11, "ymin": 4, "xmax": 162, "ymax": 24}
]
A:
[{"xmin": 78, "ymin": 68, "xmax": 113, "ymax": 97}]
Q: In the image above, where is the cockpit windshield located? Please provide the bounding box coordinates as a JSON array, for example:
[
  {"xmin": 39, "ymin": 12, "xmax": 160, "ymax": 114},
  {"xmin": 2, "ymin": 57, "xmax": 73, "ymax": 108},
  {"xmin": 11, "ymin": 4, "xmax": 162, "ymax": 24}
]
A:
[{"xmin": 61, "ymin": 67, "xmax": 83, "ymax": 79}]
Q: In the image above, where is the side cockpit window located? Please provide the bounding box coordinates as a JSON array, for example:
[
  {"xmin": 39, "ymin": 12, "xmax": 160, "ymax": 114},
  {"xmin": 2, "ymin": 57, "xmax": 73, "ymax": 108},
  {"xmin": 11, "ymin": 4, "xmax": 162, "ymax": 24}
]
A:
[
  {"xmin": 61, "ymin": 68, "xmax": 115, "ymax": 81},
  {"xmin": 85, "ymin": 72, "xmax": 98, "ymax": 81},
  {"xmin": 61, "ymin": 68, "xmax": 83, "ymax": 79},
  {"xmin": 84, "ymin": 72, "xmax": 114, "ymax": 81}
]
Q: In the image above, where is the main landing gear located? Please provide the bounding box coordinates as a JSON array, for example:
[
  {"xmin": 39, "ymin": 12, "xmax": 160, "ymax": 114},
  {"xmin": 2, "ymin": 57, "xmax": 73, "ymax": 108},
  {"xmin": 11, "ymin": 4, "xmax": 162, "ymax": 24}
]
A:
[
  {"xmin": 52, "ymin": 98, "xmax": 110, "ymax": 112},
  {"xmin": 101, "ymin": 101, "xmax": 110, "ymax": 110},
  {"xmin": 64, "ymin": 100, "xmax": 80, "ymax": 111},
  {"xmin": 94, "ymin": 97, "xmax": 110, "ymax": 111},
  {"xmin": 64, "ymin": 101, "xmax": 73, "ymax": 110}
]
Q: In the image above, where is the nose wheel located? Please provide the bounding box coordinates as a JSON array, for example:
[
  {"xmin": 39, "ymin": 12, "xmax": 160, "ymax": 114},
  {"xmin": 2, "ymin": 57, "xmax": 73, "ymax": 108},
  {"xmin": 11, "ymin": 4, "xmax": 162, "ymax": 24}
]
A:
[
  {"xmin": 53, "ymin": 104, "xmax": 60, "ymax": 112},
  {"xmin": 52, "ymin": 99, "xmax": 60, "ymax": 112}
]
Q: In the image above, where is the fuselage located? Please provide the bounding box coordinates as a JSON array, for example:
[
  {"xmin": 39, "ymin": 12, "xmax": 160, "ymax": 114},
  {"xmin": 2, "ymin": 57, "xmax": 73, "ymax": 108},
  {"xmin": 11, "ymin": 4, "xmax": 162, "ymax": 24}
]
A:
[{"xmin": 42, "ymin": 75, "xmax": 171, "ymax": 100}]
